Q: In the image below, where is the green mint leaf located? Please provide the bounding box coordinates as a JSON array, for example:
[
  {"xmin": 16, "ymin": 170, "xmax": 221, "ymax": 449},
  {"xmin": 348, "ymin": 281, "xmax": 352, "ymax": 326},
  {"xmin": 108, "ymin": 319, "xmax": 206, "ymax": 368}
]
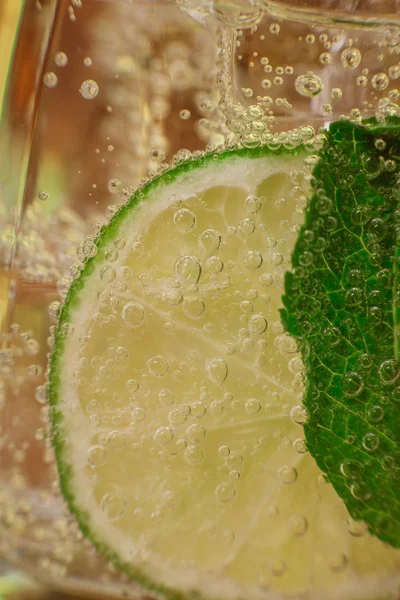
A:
[{"xmin": 282, "ymin": 117, "xmax": 400, "ymax": 547}]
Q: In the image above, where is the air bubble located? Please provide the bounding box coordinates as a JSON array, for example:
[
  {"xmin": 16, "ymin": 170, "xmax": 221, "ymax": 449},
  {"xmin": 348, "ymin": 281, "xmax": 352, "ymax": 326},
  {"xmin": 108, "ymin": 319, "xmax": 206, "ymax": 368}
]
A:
[
  {"xmin": 122, "ymin": 302, "xmax": 144, "ymax": 326},
  {"xmin": 109, "ymin": 431, "xmax": 126, "ymax": 449},
  {"xmin": 105, "ymin": 247, "xmax": 118, "ymax": 262},
  {"xmin": 184, "ymin": 445, "xmax": 203, "ymax": 465},
  {"xmin": 226, "ymin": 452, "xmax": 243, "ymax": 468},
  {"xmin": 28, "ymin": 365, "xmax": 41, "ymax": 376},
  {"xmin": 207, "ymin": 256, "xmax": 223, "ymax": 273},
  {"xmin": 183, "ymin": 298, "xmax": 205, "ymax": 318},
  {"xmin": 345, "ymin": 287, "xmax": 363, "ymax": 306},
  {"xmin": 289, "ymin": 516, "xmax": 308, "ymax": 537},
  {"xmin": 26, "ymin": 339, "xmax": 40, "ymax": 355},
  {"xmin": 385, "ymin": 159, "xmax": 397, "ymax": 172},
  {"xmin": 289, "ymin": 357, "xmax": 303, "ymax": 374},
  {"xmin": 108, "ymin": 179, "xmax": 122, "ymax": 194},
  {"xmin": 187, "ymin": 423, "xmax": 206, "ymax": 443},
  {"xmin": 367, "ymin": 405, "xmax": 384, "ymax": 423},
  {"xmin": 350, "ymin": 481, "xmax": 371, "ymax": 501},
  {"xmin": 198, "ymin": 229, "xmax": 221, "ymax": 254},
  {"xmin": 244, "ymin": 250, "xmax": 263, "ymax": 270},
  {"xmin": 43, "ymin": 72, "xmax": 58, "ymax": 88},
  {"xmin": 379, "ymin": 359, "xmax": 400, "ymax": 384},
  {"xmin": 270, "ymin": 252, "xmax": 283, "ymax": 266},
  {"xmin": 87, "ymin": 445, "xmax": 107, "ymax": 466},
  {"xmin": 151, "ymin": 148, "xmax": 166, "ymax": 162},
  {"xmin": 245, "ymin": 398, "xmax": 261, "ymax": 413},
  {"xmin": 372, "ymin": 73, "xmax": 389, "ymax": 91},
  {"xmin": 159, "ymin": 389, "xmax": 174, "ymax": 407},
  {"xmin": 293, "ymin": 438, "xmax": 307, "ymax": 454},
  {"xmin": 219, "ymin": 445, "xmax": 230, "ymax": 457},
  {"xmin": 290, "ymin": 405, "xmax": 308, "ymax": 425},
  {"xmin": 206, "ymin": 357, "xmax": 228, "ymax": 385},
  {"xmin": 375, "ymin": 138, "xmax": 387, "ymax": 151},
  {"xmin": 276, "ymin": 334, "xmax": 298, "ymax": 354},
  {"xmin": 163, "ymin": 290, "xmax": 183, "ymax": 306},
  {"xmin": 248, "ymin": 314, "xmax": 268, "ymax": 334},
  {"xmin": 38, "ymin": 190, "xmax": 49, "ymax": 201},
  {"xmin": 294, "ymin": 72, "xmax": 324, "ymax": 97},
  {"xmin": 328, "ymin": 553, "xmax": 348, "ymax": 573},
  {"xmin": 101, "ymin": 492, "xmax": 126, "ymax": 520},
  {"xmin": 147, "ymin": 356, "xmax": 169, "ymax": 376},
  {"xmin": 244, "ymin": 195, "xmax": 262, "ymax": 213},
  {"xmin": 362, "ymin": 432, "xmax": 379, "ymax": 452},
  {"xmin": 348, "ymin": 519, "xmax": 367, "ymax": 537},
  {"xmin": 79, "ymin": 79, "xmax": 99, "ymax": 99},
  {"xmin": 259, "ymin": 273, "xmax": 273, "ymax": 287},
  {"xmin": 277, "ymin": 465, "xmax": 298, "ymax": 485},
  {"xmin": 331, "ymin": 88, "xmax": 343, "ymax": 100},
  {"xmin": 100, "ymin": 266, "xmax": 116, "ymax": 282},
  {"xmin": 175, "ymin": 255, "xmax": 201, "ymax": 283},
  {"xmin": 126, "ymin": 379, "xmax": 139, "ymax": 393},
  {"xmin": 324, "ymin": 326, "xmax": 341, "ymax": 347},
  {"xmin": 319, "ymin": 52, "xmax": 331, "ymax": 65},
  {"xmin": 341, "ymin": 372, "xmax": 364, "ymax": 397},
  {"xmin": 35, "ymin": 385, "xmax": 47, "ymax": 404},
  {"xmin": 242, "ymin": 88, "xmax": 254, "ymax": 98},
  {"xmin": 154, "ymin": 426, "xmax": 173, "ymax": 445},
  {"xmin": 55, "ymin": 51, "xmax": 68, "ymax": 67},
  {"xmin": 168, "ymin": 409, "xmax": 185, "ymax": 424},
  {"xmin": 48, "ymin": 301, "xmax": 61, "ymax": 320},
  {"xmin": 173, "ymin": 209, "xmax": 196, "ymax": 232},
  {"xmin": 215, "ymin": 482, "xmax": 236, "ymax": 503},
  {"xmin": 113, "ymin": 347, "xmax": 127, "ymax": 362},
  {"xmin": 191, "ymin": 401, "xmax": 206, "ymax": 418},
  {"xmin": 132, "ymin": 408, "xmax": 146, "ymax": 423},
  {"xmin": 389, "ymin": 65, "xmax": 400, "ymax": 80},
  {"xmin": 223, "ymin": 343, "xmax": 236, "ymax": 356},
  {"xmin": 341, "ymin": 48, "xmax": 362, "ymax": 69},
  {"xmin": 240, "ymin": 300, "xmax": 253, "ymax": 314}
]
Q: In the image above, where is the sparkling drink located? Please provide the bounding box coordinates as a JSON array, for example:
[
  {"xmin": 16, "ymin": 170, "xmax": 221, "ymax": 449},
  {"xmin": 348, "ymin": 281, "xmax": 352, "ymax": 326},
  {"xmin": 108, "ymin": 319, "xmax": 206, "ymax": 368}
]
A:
[{"xmin": 2, "ymin": 1, "xmax": 400, "ymax": 599}]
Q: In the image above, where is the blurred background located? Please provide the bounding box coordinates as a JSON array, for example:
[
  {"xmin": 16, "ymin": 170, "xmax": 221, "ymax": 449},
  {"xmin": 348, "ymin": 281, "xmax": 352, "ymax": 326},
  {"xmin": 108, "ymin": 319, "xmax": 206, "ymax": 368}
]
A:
[
  {"xmin": 0, "ymin": 2, "xmax": 34, "ymax": 595},
  {"xmin": 0, "ymin": 5, "xmax": 42, "ymax": 597}
]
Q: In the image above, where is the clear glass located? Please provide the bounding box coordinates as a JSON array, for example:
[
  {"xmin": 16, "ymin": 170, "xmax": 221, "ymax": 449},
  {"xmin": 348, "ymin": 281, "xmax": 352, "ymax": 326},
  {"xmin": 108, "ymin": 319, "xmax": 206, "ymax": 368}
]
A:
[
  {"xmin": 0, "ymin": 1, "xmax": 221, "ymax": 596},
  {"xmin": 1, "ymin": 0, "xmax": 400, "ymax": 598}
]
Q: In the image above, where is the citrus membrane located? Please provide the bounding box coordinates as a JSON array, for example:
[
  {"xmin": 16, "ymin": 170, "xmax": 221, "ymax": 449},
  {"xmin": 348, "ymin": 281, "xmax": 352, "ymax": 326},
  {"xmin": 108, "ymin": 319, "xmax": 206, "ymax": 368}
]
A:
[{"xmin": 48, "ymin": 145, "xmax": 400, "ymax": 600}]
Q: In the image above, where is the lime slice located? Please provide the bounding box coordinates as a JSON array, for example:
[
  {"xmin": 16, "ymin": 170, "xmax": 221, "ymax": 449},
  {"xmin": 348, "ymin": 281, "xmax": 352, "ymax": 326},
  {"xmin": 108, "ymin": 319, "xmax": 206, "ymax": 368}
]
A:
[{"xmin": 49, "ymin": 146, "xmax": 400, "ymax": 600}]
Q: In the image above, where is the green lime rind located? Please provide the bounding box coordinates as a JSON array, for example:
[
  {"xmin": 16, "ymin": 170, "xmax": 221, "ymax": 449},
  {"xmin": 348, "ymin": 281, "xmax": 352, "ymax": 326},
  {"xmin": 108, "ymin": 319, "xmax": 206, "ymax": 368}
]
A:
[
  {"xmin": 48, "ymin": 142, "xmax": 306, "ymax": 600},
  {"xmin": 282, "ymin": 116, "xmax": 400, "ymax": 548}
]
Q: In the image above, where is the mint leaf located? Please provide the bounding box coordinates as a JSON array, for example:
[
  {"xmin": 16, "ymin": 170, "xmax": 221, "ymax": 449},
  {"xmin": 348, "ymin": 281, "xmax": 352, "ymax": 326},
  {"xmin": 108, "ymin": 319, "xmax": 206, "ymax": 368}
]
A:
[{"xmin": 282, "ymin": 117, "xmax": 400, "ymax": 547}]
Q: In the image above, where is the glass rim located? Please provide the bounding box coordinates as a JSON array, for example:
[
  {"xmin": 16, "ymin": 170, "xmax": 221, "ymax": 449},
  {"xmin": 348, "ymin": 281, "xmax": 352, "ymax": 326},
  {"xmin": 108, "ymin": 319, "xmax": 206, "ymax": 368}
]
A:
[{"xmin": 263, "ymin": 0, "xmax": 400, "ymax": 28}]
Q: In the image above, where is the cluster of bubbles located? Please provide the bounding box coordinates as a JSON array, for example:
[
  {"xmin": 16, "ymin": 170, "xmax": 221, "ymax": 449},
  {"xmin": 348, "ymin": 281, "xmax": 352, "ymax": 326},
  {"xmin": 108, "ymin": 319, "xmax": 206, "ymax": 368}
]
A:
[{"xmin": 209, "ymin": 1, "xmax": 400, "ymax": 144}]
